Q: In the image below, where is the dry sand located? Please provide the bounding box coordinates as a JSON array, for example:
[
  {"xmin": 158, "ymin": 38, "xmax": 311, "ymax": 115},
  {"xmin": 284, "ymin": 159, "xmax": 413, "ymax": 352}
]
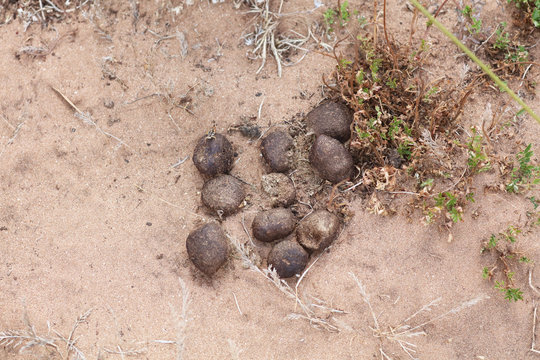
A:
[{"xmin": 1, "ymin": 1, "xmax": 539, "ymax": 359}]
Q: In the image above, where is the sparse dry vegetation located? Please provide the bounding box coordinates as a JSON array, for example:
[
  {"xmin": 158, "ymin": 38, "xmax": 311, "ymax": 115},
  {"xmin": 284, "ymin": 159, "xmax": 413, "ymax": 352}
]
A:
[
  {"xmin": 350, "ymin": 272, "xmax": 488, "ymax": 359},
  {"xmin": 1, "ymin": 0, "xmax": 540, "ymax": 359},
  {"xmin": 228, "ymin": 233, "xmax": 346, "ymax": 332}
]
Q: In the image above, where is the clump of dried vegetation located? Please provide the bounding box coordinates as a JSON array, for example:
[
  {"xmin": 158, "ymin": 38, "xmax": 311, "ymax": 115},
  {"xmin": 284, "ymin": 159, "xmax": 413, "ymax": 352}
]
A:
[
  {"xmin": 0, "ymin": 0, "xmax": 93, "ymax": 29},
  {"xmin": 1, "ymin": 309, "xmax": 92, "ymax": 359},
  {"xmin": 320, "ymin": 0, "xmax": 539, "ymax": 235},
  {"xmin": 318, "ymin": 0, "xmax": 540, "ymax": 307},
  {"xmin": 235, "ymin": 0, "xmax": 332, "ymax": 77}
]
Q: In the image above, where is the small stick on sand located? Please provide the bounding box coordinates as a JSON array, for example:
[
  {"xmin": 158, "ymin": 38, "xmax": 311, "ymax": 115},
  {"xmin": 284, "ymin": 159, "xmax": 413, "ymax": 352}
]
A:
[
  {"xmin": 530, "ymin": 268, "xmax": 540, "ymax": 296},
  {"xmin": 171, "ymin": 156, "xmax": 189, "ymax": 169},
  {"xmin": 232, "ymin": 293, "xmax": 243, "ymax": 316},
  {"xmin": 531, "ymin": 303, "xmax": 540, "ymax": 354},
  {"xmin": 51, "ymin": 86, "xmax": 131, "ymax": 150},
  {"xmin": 241, "ymin": 214, "xmax": 255, "ymax": 246}
]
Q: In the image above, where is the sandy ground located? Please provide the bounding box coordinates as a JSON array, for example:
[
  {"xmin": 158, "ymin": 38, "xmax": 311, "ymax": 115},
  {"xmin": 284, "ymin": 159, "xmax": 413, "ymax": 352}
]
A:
[{"xmin": 1, "ymin": 0, "xmax": 540, "ymax": 359}]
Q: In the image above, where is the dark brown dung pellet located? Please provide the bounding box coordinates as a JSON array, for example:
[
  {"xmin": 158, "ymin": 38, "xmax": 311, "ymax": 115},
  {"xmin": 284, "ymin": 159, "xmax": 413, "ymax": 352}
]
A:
[
  {"xmin": 306, "ymin": 101, "xmax": 353, "ymax": 142},
  {"xmin": 261, "ymin": 173, "xmax": 296, "ymax": 207},
  {"xmin": 201, "ymin": 175, "xmax": 245, "ymax": 216},
  {"xmin": 193, "ymin": 133, "xmax": 234, "ymax": 177},
  {"xmin": 309, "ymin": 135, "xmax": 354, "ymax": 183},
  {"xmin": 260, "ymin": 130, "xmax": 294, "ymax": 173},
  {"xmin": 186, "ymin": 222, "xmax": 229, "ymax": 275},
  {"xmin": 252, "ymin": 208, "xmax": 296, "ymax": 242},
  {"xmin": 267, "ymin": 240, "xmax": 309, "ymax": 278},
  {"xmin": 296, "ymin": 210, "xmax": 340, "ymax": 252}
]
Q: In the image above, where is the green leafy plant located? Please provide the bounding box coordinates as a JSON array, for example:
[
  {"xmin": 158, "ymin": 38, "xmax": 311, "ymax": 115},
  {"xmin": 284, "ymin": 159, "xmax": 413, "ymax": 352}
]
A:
[
  {"xmin": 420, "ymin": 178, "xmax": 434, "ymax": 190},
  {"xmin": 495, "ymin": 281, "xmax": 524, "ymax": 302},
  {"xmin": 465, "ymin": 128, "xmax": 491, "ymax": 173},
  {"xmin": 507, "ymin": 0, "xmax": 540, "ymax": 28},
  {"xmin": 461, "ymin": 5, "xmax": 483, "ymax": 34},
  {"xmin": 422, "ymin": 86, "xmax": 439, "ymax": 103},
  {"xmin": 481, "ymin": 225, "xmax": 530, "ymax": 302},
  {"xmin": 482, "ymin": 266, "xmax": 491, "ymax": 279},
  {"xmin": 481, "ymin": 226, "xmax": 522, "ymax": 253},
  {"xmin": 506, "ymin": 144, "xmax": 540, "ymax": 193},
  {"xmin": 434, "ymin": 192, "xmax": 463, "ymax": 223},
  {"xmin": 534, "ymin": 3, "xmax": 540, "ymax": 26},
  {"xmin": 323, "ymin": 8, "xmax": 337, "ymax": 31},
  {"xmin": 339, "ymin": 1, "xmax": 350, "ymax": 25},
  {"xmin": 493, "ymin": 22, "xmax": 510, "ymax": 50},
  {"xmin": 323, "ymin": 1, "xmax": 357, "ymax": 31},
  {"xmin": 461, "ymin": 5, "xmax": 473, "ymax": 17},
  {"xmin": 506, "ymin": 45, "xmax": 529, "ymax": 63},
  {"xmin": 357, "ymin": 16, "xmax": 368, "ymax": 28},
  {"xmin": 338, "ymin": 58, "xmax": 353, "ymax": 70}
]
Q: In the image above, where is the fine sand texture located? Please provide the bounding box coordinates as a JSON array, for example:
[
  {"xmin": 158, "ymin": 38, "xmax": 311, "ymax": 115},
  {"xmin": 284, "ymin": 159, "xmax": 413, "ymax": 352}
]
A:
[{"xmin": 1, "ymin": 1, "xmax": 540, "ymax": 359}]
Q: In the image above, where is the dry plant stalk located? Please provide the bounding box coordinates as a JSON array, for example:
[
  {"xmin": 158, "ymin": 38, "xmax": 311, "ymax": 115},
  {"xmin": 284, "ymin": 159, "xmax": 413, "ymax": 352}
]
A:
[
  {"xmin": 227, "ymin": 339, "xmax": 243, "ymax": 360},
  {"xmin": 0, "ymin": 279, "xmax": 186, "ymax": 359},
  {"xmin": 227, "ymin": 233, "xmax": 344, "ymax": 332},
  {"xmin": 0, "ymin": 309, "xmax": 91, "ymax": 359},
  {"xmin": 350, "ymin": 272, "xmax": 488, "ymax": 359},
  {"xmin": 2, "ymin": 0, "xmax": 93, "ymax": 29},
  {"xmin": 170, "ymin": 277, "xmax": 191, "ymax": 360},
  {"xmin": 531, "ymin": 304, "xmax": 540, "ymax": 354},
  {"xmin": 16, "ymin": 29, "xmax": 76, "ymax": 59},
  {"xmin": 50, "ymin": 86, "xmax": 131, "ymax": 150},
  {"xmin": 240, "ymin": 0, "xmax": 326, "ymax": 77}
]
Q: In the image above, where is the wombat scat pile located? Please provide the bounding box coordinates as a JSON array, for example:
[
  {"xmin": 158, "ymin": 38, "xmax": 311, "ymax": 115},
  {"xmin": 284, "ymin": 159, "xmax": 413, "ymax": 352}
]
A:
[{"xmin": 186, "ymin": 101, "xmax": 354, "ymax": 278}]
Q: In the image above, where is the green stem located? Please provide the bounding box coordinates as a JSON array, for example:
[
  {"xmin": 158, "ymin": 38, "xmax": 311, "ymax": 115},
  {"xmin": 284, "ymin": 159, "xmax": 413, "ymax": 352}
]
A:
[{"xmin": 409, "ymin": 0, "xmax": 540, "ymax": 125}]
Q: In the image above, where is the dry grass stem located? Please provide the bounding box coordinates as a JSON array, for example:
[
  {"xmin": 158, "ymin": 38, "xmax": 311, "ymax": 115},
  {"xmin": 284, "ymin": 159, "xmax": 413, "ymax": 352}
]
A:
[
  {"xmin": 0, "ymin": 308, "xmax": 92, "ymax": 359},
  {"xmin": 228, "ymin": 339, "xmax": 243, "ymax": 360},
  {"xmin": 51, "ymin": 86, "xmax": 131, "ymax": 150},
  {"xmin": 16, "ymin": 29, "xmax": 76, "ymax": 59},
  {"xmin": 233, "ymin": 292, "xmax": 243, "ymax": 316},
  {"xmin": 169, "ymin": 277, "xmax": 190, "ymax": 360},
  {"xmin": 103, "ymin": 346, "xmax": 147, "ymax": 357},
  {"xmin": 529, "ymin": 268, "xmax": 540, "ymax": 297},
  {"xmin": 350, "ymin": 272, "xmax": 380, "ymax": 331},
  {"xmin": 350, "ymin": 272, "xmax": 488, "ymax": 358},
  {"xmin": 239, "ymin": 0, "xmax": 326, "ymax": 77},
  {"xmin": 241, "ymin": 213, "xmax": 255, "ymax": 246},
  {"xmin": 227, "ymin": 233, "xmax": 343, "ymax": 332},
  {"xmin": 531, "ymin": 304, "xmax": 540, "ymax": 354},
  {"xmin": 171, "ymin": 155, "xmax": 190, "ymax": 169},
  {"xmin": 0, "ymin": 120, "xmax": 25, "ymax": 158}
]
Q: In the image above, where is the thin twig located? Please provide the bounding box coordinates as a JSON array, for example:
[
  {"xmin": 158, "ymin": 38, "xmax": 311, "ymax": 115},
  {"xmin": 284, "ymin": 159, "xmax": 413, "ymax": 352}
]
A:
[
  {"xmin": 171, "ymin": 156, "xmax": 189, "ymax": 168},
  {"xmin": 241, "ymin": 214, "xmax": 255, "ymax": 246},
  {"xmin": 530, "ymin": 268, "xmax": 540, "ymax": 296},
  {"xmin": 409, "ymin": 0, "xmax": 540, "ymax": 125},
  {"xmin": 232, "ymin": 293, "xmax": 243, "ymax": 316},
  {"xmin": 532, "ymin": 303, "xmax": 540, "ymax": 354},
  {"xmin": 51, "ymin": 86, "xmax": 131, "ymax": 150},
  {"xmin": 257, "ymin": 97, "xmax": 265, "ymax": 120}
]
